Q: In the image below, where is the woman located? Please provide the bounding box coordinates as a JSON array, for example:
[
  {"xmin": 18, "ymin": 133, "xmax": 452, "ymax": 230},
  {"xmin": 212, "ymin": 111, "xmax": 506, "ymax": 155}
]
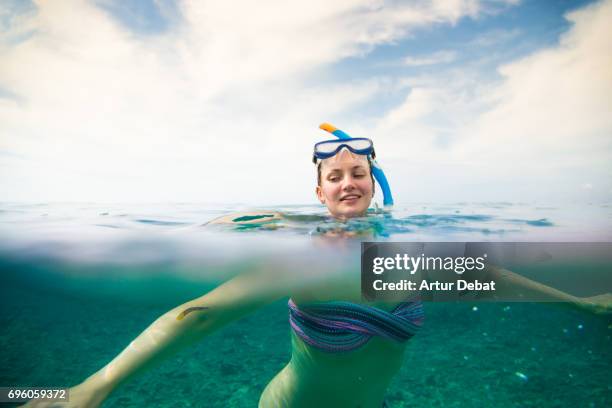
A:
[{"xmin": 24, "ymin": 129, "xmax": 611, "ymax": 408}]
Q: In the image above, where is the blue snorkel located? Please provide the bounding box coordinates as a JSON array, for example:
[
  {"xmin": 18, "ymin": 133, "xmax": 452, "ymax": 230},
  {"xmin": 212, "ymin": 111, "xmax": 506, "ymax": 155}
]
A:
[{"xmin": 319, "ymin": 123, "xmax": 394, "ymax": 208}]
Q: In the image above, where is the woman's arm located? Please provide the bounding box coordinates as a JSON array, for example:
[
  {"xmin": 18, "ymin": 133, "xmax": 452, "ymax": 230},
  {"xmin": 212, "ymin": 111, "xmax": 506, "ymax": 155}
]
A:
[
  {"xmin": 206, "ymin": 212, "xmax": 283, "ymax": 225},
  {"xmin": 23, "ymin": 263, "xmax": 295, "ymax": 407},
  {"xmin": 469, "ymin": 265, "xmax": 611, "ymax": 315},
  {"xmin": 419, "ymin": 262, "xmax": 611, "ymax": 315},
  {"xmin": 100, "ymin": 269, "xmax": 287, "ymax": 391}
]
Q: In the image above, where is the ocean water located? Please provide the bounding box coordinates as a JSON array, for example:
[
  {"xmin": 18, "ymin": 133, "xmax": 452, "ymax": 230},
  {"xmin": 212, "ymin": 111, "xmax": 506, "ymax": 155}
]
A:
[{"xmin": 0, "ymin": 202, "xmax": 611, "ymax": 407}]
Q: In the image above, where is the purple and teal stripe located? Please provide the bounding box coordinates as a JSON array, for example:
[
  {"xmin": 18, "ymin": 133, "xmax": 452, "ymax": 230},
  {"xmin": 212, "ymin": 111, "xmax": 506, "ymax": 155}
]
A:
[{"xmin": 288, "ymin": 299, "xmax": 424, "ymax": 352}]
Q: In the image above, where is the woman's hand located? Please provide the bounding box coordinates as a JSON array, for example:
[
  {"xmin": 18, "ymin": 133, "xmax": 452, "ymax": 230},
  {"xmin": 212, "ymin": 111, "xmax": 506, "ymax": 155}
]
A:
[
  {"xmin": 579, "ymin": 293, "xmax": 612, "ymax": 315},
  {"xmin": 20, "ymin": 376, "xmax": 112, "ymax": 408}
]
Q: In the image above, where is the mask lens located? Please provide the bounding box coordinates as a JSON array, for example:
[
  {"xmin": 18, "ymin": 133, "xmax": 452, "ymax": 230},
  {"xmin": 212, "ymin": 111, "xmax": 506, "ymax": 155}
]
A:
[
  {"xmin": 314, "ymin": 138, "xmax": 374, "ymax": 160},
  {"xmin": 315, "ymin": 141, "xmax": 342, "ymax": 154},
  {"xmin": 346, "ymin": 139, "xmax": 372, "ymax": 151}
]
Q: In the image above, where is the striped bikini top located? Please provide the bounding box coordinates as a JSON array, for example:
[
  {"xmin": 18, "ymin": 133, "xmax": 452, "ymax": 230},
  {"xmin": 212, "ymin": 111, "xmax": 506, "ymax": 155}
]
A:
[{"xmin": 288, "ymin": 299, "xmax": 424, "ymax": 353}]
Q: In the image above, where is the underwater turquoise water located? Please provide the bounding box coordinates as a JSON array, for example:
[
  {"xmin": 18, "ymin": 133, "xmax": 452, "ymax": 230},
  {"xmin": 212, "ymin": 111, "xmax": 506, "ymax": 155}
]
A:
[{"xmin": 0, "ymin": 202, "xmax": 611, "ymax": 407}]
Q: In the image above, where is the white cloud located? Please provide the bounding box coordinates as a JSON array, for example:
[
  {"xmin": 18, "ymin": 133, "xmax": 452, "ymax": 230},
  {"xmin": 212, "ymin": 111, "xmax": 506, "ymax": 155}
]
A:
[
  {"xmin": 370, "ymin": 0, "xmax": 612, "ymax": 203},
  {"xmin": 467, "ymin": 0, "xmax": 612, "ymax": 157},
  {"xmin": 0, "ymin": 0, "xmax": 499, "ymax": 203}
]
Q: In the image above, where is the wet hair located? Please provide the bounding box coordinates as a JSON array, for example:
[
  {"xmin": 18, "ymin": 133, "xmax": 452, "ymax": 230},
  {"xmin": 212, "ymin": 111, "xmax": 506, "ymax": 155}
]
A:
[{"xmin": 316, "ymin": 156, "xmax": 375, "ymax": 193}]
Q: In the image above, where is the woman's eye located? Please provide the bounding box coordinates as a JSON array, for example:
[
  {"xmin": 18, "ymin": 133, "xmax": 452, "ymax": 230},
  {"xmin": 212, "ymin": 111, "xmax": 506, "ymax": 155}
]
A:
[
  {"xmin": 329, "ymin": 177, "xmax": 340, "ymax": 182},
  {"xmin": 354, "ymin": 173, "xmax": 365, "ymax": 178}
]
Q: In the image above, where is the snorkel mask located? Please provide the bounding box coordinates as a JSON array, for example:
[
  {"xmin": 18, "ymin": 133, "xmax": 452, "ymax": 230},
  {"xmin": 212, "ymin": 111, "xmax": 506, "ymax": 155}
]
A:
[
  {"xmin": 313, "ymin": 138, "xmax": 375, "ymax": 162},
  {"xmin": 315, "ymin": 123, "xmax": 394, "ymax": 207}
]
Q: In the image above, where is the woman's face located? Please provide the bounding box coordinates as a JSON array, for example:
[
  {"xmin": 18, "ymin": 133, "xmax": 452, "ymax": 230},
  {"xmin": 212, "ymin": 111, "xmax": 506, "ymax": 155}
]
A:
[{"xmin": 316, "ymin": 149, "xmax": 374, "ymax": 220}]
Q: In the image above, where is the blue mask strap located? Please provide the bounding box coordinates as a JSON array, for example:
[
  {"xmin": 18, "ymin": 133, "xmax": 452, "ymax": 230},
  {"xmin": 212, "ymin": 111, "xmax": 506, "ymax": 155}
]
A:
[{"xmin": 319, "ymin": 123, "xmax": 394, "ymax": 207}]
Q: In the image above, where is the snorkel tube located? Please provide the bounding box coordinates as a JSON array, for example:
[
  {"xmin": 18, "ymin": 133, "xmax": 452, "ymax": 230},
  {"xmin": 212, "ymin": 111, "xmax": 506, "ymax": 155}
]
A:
[{"xmin": 319, "ymin": 123, "xmax": 394, "ymax": 207}]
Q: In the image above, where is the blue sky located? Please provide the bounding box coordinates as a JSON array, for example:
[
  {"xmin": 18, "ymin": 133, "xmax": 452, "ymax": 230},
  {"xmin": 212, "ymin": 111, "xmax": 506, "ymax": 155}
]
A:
[{"xmin": 0, "ymin": 0, "xmax": 610, "ymax": 204}]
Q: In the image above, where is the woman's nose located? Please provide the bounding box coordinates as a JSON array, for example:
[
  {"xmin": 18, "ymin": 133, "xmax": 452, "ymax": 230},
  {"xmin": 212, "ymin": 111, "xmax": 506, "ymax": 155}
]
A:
[{"xmin": 341, "ymin": 176, "xmax": 356, "ymax": 191}]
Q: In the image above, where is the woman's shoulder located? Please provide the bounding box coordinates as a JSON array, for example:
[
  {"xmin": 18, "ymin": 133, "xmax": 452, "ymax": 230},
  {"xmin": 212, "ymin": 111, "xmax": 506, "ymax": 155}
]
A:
[{"xmin": 206, "ymin": 211, "xmax": 284, "ymax": 225}]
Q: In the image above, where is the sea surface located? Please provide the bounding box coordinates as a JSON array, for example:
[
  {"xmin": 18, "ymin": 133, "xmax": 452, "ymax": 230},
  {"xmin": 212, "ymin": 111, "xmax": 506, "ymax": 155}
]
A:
[{"xmin": 0, "ymin": 202, "xmax": 611, "ymax": 407}]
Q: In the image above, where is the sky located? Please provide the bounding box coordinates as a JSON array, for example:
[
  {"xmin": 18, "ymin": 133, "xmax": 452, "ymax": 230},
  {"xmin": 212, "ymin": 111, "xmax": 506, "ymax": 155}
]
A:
[{"xmin": 0, "ymin": 0, "xmax": 611, "ymax": 205}]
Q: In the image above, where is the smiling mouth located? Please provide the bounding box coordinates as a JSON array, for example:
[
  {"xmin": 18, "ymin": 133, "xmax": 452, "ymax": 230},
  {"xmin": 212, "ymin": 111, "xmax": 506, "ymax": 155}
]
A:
[{"xmin": 340, "ymin": 195, "xmax": 361, "ymax": 201}]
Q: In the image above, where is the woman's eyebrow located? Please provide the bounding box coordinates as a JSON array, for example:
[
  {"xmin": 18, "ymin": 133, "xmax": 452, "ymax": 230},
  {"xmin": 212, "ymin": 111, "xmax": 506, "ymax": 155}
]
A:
[{"xmin": 326, "ymin": 166, "xmax": 365, "ymax": 173}]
